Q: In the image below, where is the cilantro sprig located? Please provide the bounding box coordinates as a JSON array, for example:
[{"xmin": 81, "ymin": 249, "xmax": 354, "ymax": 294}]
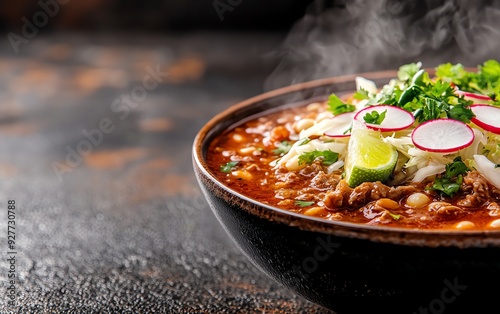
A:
[
  {"xmin": 397, "ymin": 71, "xmax": 474, "ymax": 123},
  {"xmin": 435, "ymin": 60, "xmax": 500, "ymax": 103},
  {"xmin": 397, "ymin": 62, "xmax": 423, "ymax": 83},
  {"xmin": 298, "ymin": 150, "xmax": 339, "ymax": 166},
  {"xmin": 327, "ymin": 93, "xmax": 356, "ymax": 115},
  {"xmin": 295, "ymin": 200, "xmax": 315, "ymax": 207},
  {"xmin": 363, "ymin": 110, "xmax": 387, "ymax": 125},
  {"xmin": 388, "ymin": 212, "xmax": 401, "ymax": 220},
  {"xmin": 428, "ymin": 157, "xmax": 469, "ymax": 197},
  {"xmin": 273, "ymin": 141, "xmax": 292, "ymax": 156},
  {"xmin": 353, "ymin": 88, "xmax": 370, "ymax": 100},
  {"xmin": 360, "ymin": 62, "xmax": 479, "ymax": 123},
  {"xmin": 220, "ymin": 161, "xmax": 239, "ymax": 173}
]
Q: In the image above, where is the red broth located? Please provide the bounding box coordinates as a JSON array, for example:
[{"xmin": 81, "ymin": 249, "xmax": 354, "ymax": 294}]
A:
[{"xmin": 206, "ymin": 101, "xmax": 500, "ymax": 230}]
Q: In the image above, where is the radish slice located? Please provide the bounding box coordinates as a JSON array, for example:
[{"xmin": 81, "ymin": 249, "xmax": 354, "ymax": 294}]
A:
[
  {"xmin": 473, "ymin": 155, "xmax": 500, "ymax": 189},
  {"xmin": 411, "ymin": 119, "xmax": 475, "ymax": 153},
  {"xmin": 470, "ymin": 105, "xmax": 500, "ymax": 134},
  {"xmin": 456, "ymin": 90, "xmax": 492, "ymax": 103},
  {"xmin": 324, "ymin": 112, "xmax": 356, "ymax": 137},
  {"xmin": 354, "ymin": 105, "xmax": 415, "ymax": 132}
]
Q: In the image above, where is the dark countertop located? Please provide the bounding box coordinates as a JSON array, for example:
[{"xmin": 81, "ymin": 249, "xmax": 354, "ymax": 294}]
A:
[{"xmin": 0, "ymin": 32, "xmax": 333, "ymax": 313}]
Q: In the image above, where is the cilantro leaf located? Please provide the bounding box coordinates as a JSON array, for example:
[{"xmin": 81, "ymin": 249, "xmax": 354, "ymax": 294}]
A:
[
  {"xmin": 363, "ymin": 110, "xmax": 387, "ymax": 125},
  {"xmin": 388, "ymin": 212, "xmax": 401, "ymax": 220},
  {"xmin": 428, "ymin": 157, "xmax": 469, "ymax": 197},
  {"xmin": 435, "ymin": 63, "xmax": 468, "ymax": 85},
  {"xmin": 295, "ymin": 200, "xmax": 315, "ymax": 207},
  {"xmin": 435, "ymin": 60, "xmax": 500, "ymax": 103},
  {"xmin": 220, "ymin": 161, "xmax": 239, "ymax": 173},
  {"xmin": 298, "ymin": 150, "xmax": 339, "ymax": 166},
  {"xmin": 397, "ymin": 62, "xmax": 422, "ymax": 82},
  {"xmin": 327, "ymin": 93, "xmax": 356, "ymax": 115},
  {"xmin": 273, "ymin": 141, "xmax": 292, "ymax": 156},
  {"xmin": 397, "ymin": 74, "xmax": 474, "ymax": 123},
  {"xmin": 445, "ymin": 157, "xmax": 469, "ymax": 177},
  {"xmin": 353, "ymin": 88, "xmax": 370, "ymax": 100},
  {"xmin": 448, "ymin": 103, "xmax": 475, "ymax": 123},
  {"xmin": 368, "ymin": 84, "xmax": 401, "ymax": 106},
  {"xmin": 431, "ymin": 177, "xmax": 462, "ymax": 197}
]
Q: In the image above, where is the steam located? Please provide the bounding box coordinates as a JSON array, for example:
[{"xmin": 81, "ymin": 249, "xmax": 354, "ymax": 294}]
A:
[{"xmin": 265, "ymin": 0, "xmax": 500, "ymax": 91}]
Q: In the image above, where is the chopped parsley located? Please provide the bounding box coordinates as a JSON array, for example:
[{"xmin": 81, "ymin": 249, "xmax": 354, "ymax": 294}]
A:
[
  {"xmin": 220, "ymin": 161, "xmax": 239, "ymax": 173},
  {"xmin": 273, "ymin": 141, "xmax": 292, "ymax": 156},
  {"xmin": 327, "ymin": 93, "xmax": 356, "ymax": 115},
  {"xmin": 298, "ymin": 150, "xmax": 339, "ymax": 166},
  {"xmin": 428, "ymin": 157, "xmax": 469, "ymax": 197},
  {"xmin": 363, "ymin": 110, "xmax": 387, "ymax": 125},
  {"xmin": 295, "ymin": 200, "xmax": 315, "ymax": 207}
]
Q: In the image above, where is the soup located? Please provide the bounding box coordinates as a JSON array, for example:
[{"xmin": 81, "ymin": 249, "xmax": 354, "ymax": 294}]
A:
[{"xmin": 206, "ymin": 61, "xmax": 500, "ymax": 230}]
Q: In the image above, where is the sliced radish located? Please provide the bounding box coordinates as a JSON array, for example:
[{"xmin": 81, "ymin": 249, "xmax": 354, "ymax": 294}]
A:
[
  {"xmin": 353, "ymin": 105, "xmax": 415, "ymax": 132},
  {"xmin": 456, "ymin": 90, "xmax": 492, "ymax": 103},
  {"xmin": 470, "ymin": 104, "xmax": 500, "ymax": 134},
  {"xmin": 473, "ymin": 155, "xmax": 500, "ymax": 189},
  {"xmin": 411, "ymin": 119, "xmax": 475, "ymax": 153},
  {"xmin": 324, "ymin": 112, "xmax": 356, "ymax": 137}
]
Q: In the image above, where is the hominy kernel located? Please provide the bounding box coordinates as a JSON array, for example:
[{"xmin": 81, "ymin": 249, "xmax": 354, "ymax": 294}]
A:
[
  {"xmin": 375, "ymin": 198, "xmax": 399, "ymax": 209},
  {"xmin": 315, "ymin": 111, "xmax": 334, "ymax": 122},
  {"xmin": 307, "ymin": 102, "xmax": 322, "ymax": 111},
  {"xmin": 232, "ymin": 134, "xmax": 244, "ymax": 142},
  {"xmin": 239, "ymin": 147, "xmax": 256, "ymax": 155},
  {"xmin": 455, "ymin": 221, "xmax": 475, "ymax": 229},
  {"xmin": 231, "ymin": 170, "xmax": 253, "ymax": 180},
  {"xmin": 489, "ymin": 219, "xmax": 500, "ymax": 228},
  {"xmin": 304, "ymin": 207, "xmax": 326, "ymax": 216},
  {"xmin": 406, "ymin": 193, "xmax": 431, "ymax": 208},
  {"xmin": 375, "ymin": 198, "xmax": 399, "ymax": 210},
  {"xmin": 274, "ymin": 182, "xmax": 287, "ymax": 188}
]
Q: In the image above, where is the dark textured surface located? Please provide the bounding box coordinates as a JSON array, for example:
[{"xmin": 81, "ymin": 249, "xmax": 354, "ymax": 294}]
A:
[{"xmin": 0, "ymin": 32, "xmax": 333, "ymax": 313}]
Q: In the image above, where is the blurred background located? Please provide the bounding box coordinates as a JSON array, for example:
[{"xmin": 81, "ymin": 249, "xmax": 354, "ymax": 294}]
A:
[{"xmin": 2, "ymin": 0, "xmax": 500, "ymax": 312}]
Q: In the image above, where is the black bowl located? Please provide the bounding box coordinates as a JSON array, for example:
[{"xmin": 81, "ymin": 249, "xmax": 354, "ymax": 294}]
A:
[{"xmin": 192, "ymin": 71, "xmax": 500, "ymax": 314}]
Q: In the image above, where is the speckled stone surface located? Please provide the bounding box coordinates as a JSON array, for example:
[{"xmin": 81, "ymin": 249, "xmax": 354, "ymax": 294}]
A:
[{"xmin": 0, "ymin": 33, "xmax": 334, "ymax": 313}]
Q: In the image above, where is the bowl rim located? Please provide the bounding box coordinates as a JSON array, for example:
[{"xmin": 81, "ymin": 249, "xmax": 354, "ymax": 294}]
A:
[{"xmin": 192, "ymin": 70, "xmax": 500, "ymax": 247}]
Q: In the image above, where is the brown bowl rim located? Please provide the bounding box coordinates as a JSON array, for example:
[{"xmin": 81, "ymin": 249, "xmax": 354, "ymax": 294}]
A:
[{"xmin": 192, "ymin": 70, "xmax": 500, "ymax": 248}]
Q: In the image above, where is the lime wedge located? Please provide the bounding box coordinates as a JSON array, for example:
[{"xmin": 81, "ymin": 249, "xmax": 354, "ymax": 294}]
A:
[{"xmin": 345, "ymin": 121, "xmax": 398, "ymax": 187}]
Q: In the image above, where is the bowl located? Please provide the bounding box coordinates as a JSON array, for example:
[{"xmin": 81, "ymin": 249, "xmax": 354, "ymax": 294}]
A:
[{"xmin": 192, "ymin": 71, "xmax": 500, "ymax": 314}]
